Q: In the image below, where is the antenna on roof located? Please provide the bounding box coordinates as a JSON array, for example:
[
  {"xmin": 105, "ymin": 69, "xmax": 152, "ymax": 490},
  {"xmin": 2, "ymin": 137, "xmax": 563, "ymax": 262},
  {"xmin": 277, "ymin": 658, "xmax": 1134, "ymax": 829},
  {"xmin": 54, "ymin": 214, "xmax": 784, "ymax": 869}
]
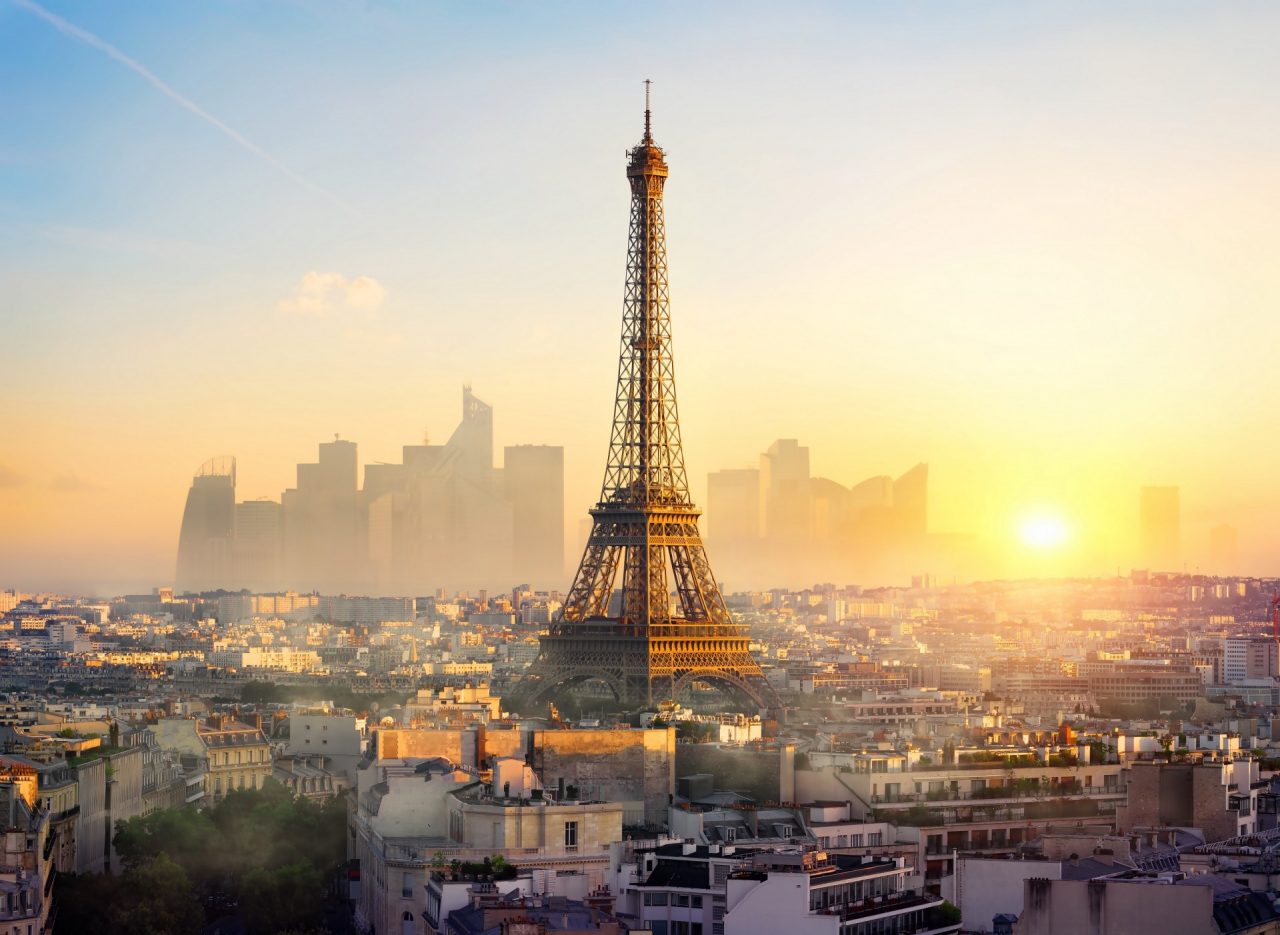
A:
[{"xmin": 643, "ymin": 79, "xmax": 652, "ymax": 142}]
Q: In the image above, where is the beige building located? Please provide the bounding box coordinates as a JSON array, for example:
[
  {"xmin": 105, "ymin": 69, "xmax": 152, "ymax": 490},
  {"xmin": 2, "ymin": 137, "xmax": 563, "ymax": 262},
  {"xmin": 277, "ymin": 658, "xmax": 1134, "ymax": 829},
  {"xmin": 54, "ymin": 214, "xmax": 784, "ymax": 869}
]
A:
[
  {"xmin": 444, "ymin": 783, "xmax": 622, "ymax": 858},
  {"xmin": 350, "ymin": 756, "xmax": 623, "ymax": 935},
  {"xmin": 372, "ymin": 726, "xmax": 675, "ymax": 826},
  {"xmin": 0, "ymin": 755, "xmax": 78, "ymax": 874},
  {"xmin": 0, "ymin": 781, "xmax": 54, "ymax": 935},
  {"xmin": 152, "ymin": 716, "xmax": 272, "ymax": 802},
  {"xmin": 404, "ymin": 684, "xmax": 502, "ymax": 727},
  {"xmin": 201, "ymin": 720, "xmax": 272, "ymax": 800}
]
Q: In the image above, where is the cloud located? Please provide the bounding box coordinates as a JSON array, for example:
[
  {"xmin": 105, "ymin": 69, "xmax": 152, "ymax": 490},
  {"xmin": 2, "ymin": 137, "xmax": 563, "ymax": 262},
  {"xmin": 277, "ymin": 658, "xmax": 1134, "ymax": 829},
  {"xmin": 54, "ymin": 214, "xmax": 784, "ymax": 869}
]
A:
[
  {"xmin": 50, "ymin": 473, "xmax": 97, "ymax": 493},
  {"xmin": 278, "ymin": 271, "xmax": 388, "ymax": 317},
  {"xmin": 12, "ymin": 0, "xmax": 346, "ymax": 209},
  {"xmin": 0, "ymin": 465, "xmax": 27, "ymax": 489}
]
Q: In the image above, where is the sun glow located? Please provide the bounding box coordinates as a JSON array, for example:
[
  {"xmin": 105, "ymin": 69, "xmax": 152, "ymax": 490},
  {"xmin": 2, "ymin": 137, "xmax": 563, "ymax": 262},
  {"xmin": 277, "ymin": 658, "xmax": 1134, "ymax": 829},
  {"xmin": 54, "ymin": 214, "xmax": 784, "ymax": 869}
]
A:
[{"xmin": 1018, "ymin": 512, "xmax": 1070, "ymax": 550}]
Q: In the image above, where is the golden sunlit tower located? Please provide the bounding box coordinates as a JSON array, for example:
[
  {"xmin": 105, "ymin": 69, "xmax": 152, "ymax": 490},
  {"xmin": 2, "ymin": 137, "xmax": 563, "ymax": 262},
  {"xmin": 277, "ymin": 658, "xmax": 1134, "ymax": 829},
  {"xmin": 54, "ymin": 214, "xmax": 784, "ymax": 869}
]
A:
[{"xmin": 513, "ymin": 86, "xmax": 778, "ymax": 714}]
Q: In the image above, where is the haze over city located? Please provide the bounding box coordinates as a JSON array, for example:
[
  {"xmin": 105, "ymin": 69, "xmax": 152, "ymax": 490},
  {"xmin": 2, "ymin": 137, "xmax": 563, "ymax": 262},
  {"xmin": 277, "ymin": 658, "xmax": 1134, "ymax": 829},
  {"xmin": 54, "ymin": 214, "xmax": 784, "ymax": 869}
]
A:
[{"xmin": 5, "ymin": 1, "xmax": 1280, "ymax": 593}]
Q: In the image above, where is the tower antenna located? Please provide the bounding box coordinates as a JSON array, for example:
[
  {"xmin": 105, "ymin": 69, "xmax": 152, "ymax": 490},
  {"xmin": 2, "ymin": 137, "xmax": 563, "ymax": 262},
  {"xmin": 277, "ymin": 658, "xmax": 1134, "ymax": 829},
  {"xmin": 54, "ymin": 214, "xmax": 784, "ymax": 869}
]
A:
[{"xmin": 643, "ymin": 79, "xmax": 652, "ymax": 142}]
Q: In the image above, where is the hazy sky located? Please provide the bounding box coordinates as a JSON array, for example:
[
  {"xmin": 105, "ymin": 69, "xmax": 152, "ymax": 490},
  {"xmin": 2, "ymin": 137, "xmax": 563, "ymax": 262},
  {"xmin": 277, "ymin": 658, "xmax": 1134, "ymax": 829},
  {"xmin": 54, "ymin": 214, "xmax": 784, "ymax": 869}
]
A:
[{"xmin": 4, "ymin": 1, "xmax": 1279, "ymax": 593}]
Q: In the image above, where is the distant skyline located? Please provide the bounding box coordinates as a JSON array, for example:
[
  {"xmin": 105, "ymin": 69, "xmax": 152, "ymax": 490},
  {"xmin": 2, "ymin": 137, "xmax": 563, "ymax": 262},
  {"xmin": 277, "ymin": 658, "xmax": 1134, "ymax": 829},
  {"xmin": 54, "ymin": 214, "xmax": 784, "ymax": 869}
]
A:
[{"xmin": 4, "ymin": 2, "xmax": 1280, "ymax": 591}]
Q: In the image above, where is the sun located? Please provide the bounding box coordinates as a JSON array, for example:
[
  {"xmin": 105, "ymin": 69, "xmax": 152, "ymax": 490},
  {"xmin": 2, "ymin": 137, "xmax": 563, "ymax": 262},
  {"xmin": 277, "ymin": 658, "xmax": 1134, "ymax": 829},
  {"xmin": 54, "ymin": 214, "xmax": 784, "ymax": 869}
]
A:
[{"xmin": 1018, "ymin": 512, "xmax": 1070, "ymax": 550}]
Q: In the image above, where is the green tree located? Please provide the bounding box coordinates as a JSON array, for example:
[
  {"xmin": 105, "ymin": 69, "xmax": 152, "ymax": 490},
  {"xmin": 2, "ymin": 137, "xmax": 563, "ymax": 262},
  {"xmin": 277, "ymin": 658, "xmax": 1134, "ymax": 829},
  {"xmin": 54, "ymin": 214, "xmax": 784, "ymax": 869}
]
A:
[
  {"xmin": 240, "ymin": 861, "xmax": 324, "ymax": 935},
  {"xmin": 118, "ymin": 854, "xmax": 205, "ymax": 935},
  {"xmin": 108, "ymin": 780, "xmax": 347, "ymax": 932},
  {"xmin": 936, "ymin": 900, "xmax": 962, "ymax": 924}
]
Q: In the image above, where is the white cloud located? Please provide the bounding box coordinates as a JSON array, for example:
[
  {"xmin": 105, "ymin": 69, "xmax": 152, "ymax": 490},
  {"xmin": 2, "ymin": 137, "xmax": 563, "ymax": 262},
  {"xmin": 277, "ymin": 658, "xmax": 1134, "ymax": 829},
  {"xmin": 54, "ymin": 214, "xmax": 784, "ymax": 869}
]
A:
[{"xmin": 278, "ymin": 271, "xmax": 388, "ymax": 317}]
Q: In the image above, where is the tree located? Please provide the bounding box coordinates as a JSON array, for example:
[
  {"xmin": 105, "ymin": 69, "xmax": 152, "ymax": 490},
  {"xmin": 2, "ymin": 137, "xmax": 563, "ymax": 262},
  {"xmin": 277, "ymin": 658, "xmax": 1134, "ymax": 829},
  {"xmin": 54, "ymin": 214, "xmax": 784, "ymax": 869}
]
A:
[
  {"xmin": 240, "ymin": 861, "xmax": 324, "ymax": 935},
  {"xmin": 106, "ymin": 781, "xmax": 348, "ymax": 933},
  {"xmin": 107, "ymin": 850, "xmax": 203, "ymax": 932}
]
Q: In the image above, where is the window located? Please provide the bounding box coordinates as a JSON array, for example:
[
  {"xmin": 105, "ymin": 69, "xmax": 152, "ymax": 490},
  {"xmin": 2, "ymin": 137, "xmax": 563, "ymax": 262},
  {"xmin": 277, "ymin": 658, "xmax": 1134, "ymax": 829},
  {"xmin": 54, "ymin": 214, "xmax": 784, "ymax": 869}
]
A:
[
  {"xmin": 869, "ymin": 832, "xmax": 882, "ymax": 846},
  {"xmin": 644, "ymin": 892, "xmax": 669, "ymax": 906},
  {"xmin": 674, "ymin": 894, "xmax": 690, "ymax": 907},
  {"xmin": 691, "ymin": 896, "xmax": 703, "ymax": 908},
  {"xmin": 564, "ymin": 821, "xmax": 578, "ymax": 850},
  {"xmin": 402, "ymin": 872, "xmax": 414, "ymax": 898}
]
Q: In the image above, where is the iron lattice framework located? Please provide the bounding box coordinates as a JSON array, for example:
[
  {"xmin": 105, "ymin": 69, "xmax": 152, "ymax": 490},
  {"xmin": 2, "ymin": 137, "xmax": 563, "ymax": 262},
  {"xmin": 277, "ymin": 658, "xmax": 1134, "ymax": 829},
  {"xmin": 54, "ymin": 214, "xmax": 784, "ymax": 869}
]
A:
[{"xmin": 516, "ymin": 93, "xmax": 779, "ymax": 713}]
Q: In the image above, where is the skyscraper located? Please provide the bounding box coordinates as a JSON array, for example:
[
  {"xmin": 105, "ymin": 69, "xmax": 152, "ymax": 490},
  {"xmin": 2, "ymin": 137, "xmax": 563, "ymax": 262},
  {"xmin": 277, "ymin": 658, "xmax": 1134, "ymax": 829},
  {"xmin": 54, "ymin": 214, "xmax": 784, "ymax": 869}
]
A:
[
  {"xmin": 233, "ymin": 499, "xmax": 281, "ymax": 592},
  {"xmin": 175, "ymin": 457, "xmax": 236, "ymax": 592},
  {"xmin": 760, "ymin": 439, "xmax": 811, "ymax": 545},
  {"xmin": 504, "ymin": 444, "xmax": 565, "ymax": 586},
  {"xmin": 890, "ymin": 462, "xmax": 928, "ymax": 540},
  {"xmin": 363, "ymin": 387, "xmax": 516, "ymax": 593},
  {"xmin": 282, "ymin": 438, "xmax": 359, "ymax": 591},
  {"xmin": 1140, "ymin": 485, "xmax": 1180, "ymax": 570},
  {"xmin": 706, "ymin": 468, "xmax": 761, "ymax": 543}
]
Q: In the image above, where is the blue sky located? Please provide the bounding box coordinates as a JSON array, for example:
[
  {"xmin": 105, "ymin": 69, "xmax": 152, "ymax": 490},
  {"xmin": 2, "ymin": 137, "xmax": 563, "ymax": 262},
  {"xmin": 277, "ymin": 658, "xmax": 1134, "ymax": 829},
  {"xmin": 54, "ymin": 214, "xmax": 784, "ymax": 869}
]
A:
[{"xmin": 4, "ymin": 1, "xmax": 1280, "ymax": 590}]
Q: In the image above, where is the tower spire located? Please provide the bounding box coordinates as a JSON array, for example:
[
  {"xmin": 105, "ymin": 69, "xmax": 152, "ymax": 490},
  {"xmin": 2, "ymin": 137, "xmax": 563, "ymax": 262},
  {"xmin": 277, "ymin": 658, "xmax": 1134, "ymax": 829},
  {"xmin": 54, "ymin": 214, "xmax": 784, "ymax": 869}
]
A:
[{"xmin": 643, "ymin": 78, "xmax": 652, "ymax": 142}]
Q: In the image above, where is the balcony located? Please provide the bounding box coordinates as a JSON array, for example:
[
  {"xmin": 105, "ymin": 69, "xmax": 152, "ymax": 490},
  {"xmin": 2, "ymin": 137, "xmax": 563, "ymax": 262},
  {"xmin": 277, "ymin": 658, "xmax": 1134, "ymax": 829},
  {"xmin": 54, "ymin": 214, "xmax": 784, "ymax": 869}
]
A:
[
  {"xmin": 817, "ymin": 889, "xmax": 941, "ymax": 922},
  {"xmin": 871, "ymin": 784, "xmax": 1122, "ymax": 807}
]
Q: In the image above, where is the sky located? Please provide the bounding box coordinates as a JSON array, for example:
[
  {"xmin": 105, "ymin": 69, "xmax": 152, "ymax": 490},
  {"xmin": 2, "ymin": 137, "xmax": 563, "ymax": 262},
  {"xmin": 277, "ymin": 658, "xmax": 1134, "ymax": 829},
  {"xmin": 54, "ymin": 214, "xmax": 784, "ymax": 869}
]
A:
[{"xmin": 3, "ymin": 1, "xmax": 1280, "ymax": 593}]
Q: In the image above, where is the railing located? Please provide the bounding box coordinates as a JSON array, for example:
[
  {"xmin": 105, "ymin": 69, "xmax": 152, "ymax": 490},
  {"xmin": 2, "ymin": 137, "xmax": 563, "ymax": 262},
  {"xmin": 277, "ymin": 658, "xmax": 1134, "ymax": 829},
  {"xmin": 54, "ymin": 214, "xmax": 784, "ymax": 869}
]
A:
[
  {"xmin": 383, "ymin": 843, "xmax": 610, "ymax": 866},
  {"xmin": 818, "ymin": 890, "xmax": 939, "ymax": 921},
  {"xmin": 871, "ymin": 785, "xmax": 1121, "ymax": 806}
]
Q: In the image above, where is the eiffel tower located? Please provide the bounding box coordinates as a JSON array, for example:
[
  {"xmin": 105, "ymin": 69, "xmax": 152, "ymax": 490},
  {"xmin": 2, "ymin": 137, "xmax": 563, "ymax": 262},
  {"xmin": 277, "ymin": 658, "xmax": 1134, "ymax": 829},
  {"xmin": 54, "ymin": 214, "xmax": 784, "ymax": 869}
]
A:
[{"xmin": 514, "ymin": 86, "xmax": 779, "ymax": 714}]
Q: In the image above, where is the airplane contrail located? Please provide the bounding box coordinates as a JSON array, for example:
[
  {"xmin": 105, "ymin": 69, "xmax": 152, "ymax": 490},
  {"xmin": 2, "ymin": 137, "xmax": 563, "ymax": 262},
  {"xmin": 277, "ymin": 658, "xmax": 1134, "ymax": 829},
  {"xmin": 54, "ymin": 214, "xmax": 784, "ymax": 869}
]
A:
[{"xmin": 13, "ymin": 0, "xmax": 346, "ymax": 208}]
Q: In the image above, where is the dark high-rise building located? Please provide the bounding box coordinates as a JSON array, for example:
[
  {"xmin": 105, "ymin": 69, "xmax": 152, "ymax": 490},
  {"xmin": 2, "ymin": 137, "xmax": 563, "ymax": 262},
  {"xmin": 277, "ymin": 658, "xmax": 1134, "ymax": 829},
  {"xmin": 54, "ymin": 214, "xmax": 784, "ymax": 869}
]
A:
[
  {"xmin": 175, "ymin": 457, "xmax": 236, "ymax": 592},
  {"xmin": 505, "ymin": 445, "xmax": 564, "ymax": 587},
  {"xmin": 1140, "ymin": 485, "xmax": 1180, "ymax": 571}
]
